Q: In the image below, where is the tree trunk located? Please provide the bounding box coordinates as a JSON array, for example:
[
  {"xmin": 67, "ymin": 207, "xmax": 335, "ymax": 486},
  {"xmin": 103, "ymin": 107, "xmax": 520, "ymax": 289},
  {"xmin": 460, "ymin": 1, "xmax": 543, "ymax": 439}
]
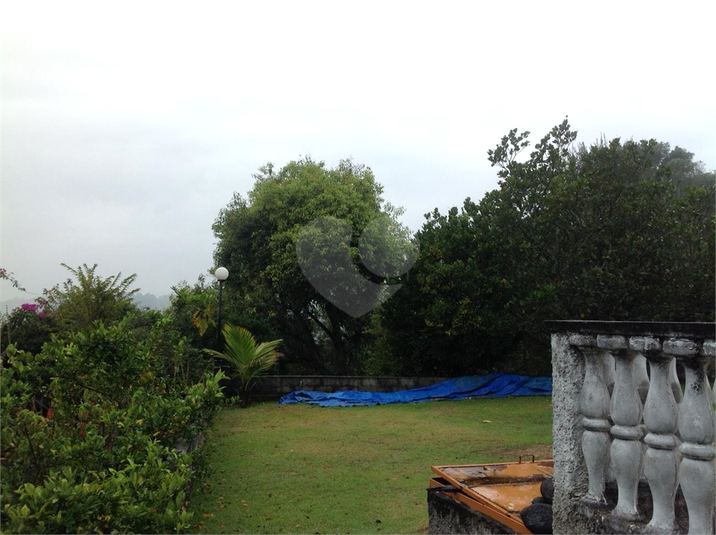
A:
[
  {"xmin": 240, "ymin": 384, "xmax": 250, "ymax": 408},
  {"xmin": 326, "ymin": 304, "xmax": 348, "ymax": 375}
]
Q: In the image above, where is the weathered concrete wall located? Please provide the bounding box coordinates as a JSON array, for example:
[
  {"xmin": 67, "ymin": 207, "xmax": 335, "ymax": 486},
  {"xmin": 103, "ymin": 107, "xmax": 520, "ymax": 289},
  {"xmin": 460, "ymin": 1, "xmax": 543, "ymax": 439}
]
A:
[
  {"xmin": 550, "ymin": 332, "xmax": 592, "ymax": 534},
  {"xmin": 223, "ymin": 375, "xmax": 448, "ymax": 399},
  {"xmin": 427, "ymin": 489, "xmax": 517, "ymax": 535}
]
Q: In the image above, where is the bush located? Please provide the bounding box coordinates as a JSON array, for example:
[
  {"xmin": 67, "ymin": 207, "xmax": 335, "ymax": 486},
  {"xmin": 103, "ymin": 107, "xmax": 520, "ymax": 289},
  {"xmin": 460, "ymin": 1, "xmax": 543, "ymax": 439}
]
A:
[
  {"xmin": 0, "ymin": 319, "xmax": 225, "ymax": 534},
  {"xmin": 0, "ymin": 302, "xmax": 56, "ymax": 356},
  {"xmin": 3, "ymin": 445, "xmax": 194, "ymax": 534}
]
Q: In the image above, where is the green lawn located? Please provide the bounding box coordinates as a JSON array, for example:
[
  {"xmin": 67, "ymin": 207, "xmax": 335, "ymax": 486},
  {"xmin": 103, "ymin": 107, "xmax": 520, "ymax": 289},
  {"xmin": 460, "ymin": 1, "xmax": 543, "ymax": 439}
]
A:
[{"xmin": 187, "ymin": 396, "xmax": 553, "ymax": 534}]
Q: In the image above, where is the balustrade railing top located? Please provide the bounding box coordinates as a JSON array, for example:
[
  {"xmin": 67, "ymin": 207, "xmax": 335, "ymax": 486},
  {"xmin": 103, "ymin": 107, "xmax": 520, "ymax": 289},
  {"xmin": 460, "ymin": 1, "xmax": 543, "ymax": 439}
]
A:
[
  {"xmin": 548, "ymin": 320, "xmax": 715, "ymax": 535},
  {"xmin": 546, "ymin": 319, "xmax": 715, "ymax": 339}
]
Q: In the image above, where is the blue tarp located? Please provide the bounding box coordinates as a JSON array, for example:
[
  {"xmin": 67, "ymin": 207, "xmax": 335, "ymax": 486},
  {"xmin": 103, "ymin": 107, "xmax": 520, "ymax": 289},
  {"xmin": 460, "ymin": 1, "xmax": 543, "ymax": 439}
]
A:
[{"xmin": 278, "ymin": 372, "xmax": 552, "ymax": 407}]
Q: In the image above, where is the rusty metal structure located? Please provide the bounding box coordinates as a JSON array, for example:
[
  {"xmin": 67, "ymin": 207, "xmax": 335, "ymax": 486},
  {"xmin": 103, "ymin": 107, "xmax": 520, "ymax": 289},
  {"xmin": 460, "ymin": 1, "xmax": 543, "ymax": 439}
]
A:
[{"xmin": 430, "ymin": 457, "xmax": 553, "ymax": 534}]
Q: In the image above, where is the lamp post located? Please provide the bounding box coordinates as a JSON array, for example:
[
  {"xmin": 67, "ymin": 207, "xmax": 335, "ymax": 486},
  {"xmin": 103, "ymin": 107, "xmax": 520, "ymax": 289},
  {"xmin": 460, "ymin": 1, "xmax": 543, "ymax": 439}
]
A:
[{"xmin": 215, "ymin": 267, "xmax": 229, "ymax": 348}]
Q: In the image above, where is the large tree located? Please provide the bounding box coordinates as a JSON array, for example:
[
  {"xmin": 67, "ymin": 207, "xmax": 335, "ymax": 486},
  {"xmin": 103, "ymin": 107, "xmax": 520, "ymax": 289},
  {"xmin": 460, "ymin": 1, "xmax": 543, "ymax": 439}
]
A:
[
  {"xmin": 382, "ymin": 120, "xmax": 715, "ymax": 376},
  {"xmin": 212, "ymin": 157, "xmax": 412, "ymax": 374}
]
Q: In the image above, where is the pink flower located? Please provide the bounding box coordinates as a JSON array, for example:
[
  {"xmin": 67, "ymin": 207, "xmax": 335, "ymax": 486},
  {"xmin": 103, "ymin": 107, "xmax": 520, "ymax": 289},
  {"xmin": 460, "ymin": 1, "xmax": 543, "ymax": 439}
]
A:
[{"xmin": 19, "ymin": 302, "xmax": 45, "ymax": 316}]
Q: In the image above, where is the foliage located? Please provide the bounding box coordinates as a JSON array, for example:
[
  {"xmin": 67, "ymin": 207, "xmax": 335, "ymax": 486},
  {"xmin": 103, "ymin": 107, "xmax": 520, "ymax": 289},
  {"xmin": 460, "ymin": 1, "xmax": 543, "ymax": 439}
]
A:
[
  {"xmin": 0, "ymin": 268, "xmax": 26, "ymax": 292},
  {"xmin": 169, "ymin": 277, "xmax": 218, "ymax": 342},
  {"xmin": 382, "ymin": 120, "xmax": 715, "ymax": 376},
  {"xmin": 3, "ymin": 444, "xmax": 194, "ymax": 534},
  {"xmin": 1, "ymin": 319, "xmax": 226, "ymax": 534},
  {"xmin": 204, "ymin": 324, "xmax": 281, "ymax": 407},
  {"xmin": 0, "ymin": 269, "xmax": 33, "ymax": 353},
  {"xmin": 0, "ymin": 266, "xmax": 227, "ymax": 533},
  {"xmin": 162, "ymin": 277, "xmax": 222, "ymax": 380},
  {"xmin": 212, "ymin": 157, "xmax": 411, "ymax": 374},
  {"xmin": 39, "ymin": 263, "xmax": 140, "ymax": 333},
  {"xmin": 0, "ymin": 302, "xmax": 57, "ymax": 355}
]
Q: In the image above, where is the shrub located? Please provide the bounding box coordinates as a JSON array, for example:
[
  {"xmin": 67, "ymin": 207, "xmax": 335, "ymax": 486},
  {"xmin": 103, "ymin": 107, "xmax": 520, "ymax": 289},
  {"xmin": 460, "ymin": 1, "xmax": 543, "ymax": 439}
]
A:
[
  {"xmin": 0, "ymin": 302, "xmax": 56, "ymax": 356},
  {"xmin": 0, "ymin": 319, "xmax": 225, "ymax": 534}
]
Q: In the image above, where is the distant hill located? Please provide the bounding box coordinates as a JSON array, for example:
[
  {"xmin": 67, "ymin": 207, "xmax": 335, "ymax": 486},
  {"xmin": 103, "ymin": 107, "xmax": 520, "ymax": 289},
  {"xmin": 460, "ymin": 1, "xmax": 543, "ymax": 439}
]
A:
[
  {"xmin": 1, "ymin": 293, "xmax": 171, "ymax": 313},
  {"xmin": 132, "ymin": 293, "xmax": 171, "ymax": 310}
]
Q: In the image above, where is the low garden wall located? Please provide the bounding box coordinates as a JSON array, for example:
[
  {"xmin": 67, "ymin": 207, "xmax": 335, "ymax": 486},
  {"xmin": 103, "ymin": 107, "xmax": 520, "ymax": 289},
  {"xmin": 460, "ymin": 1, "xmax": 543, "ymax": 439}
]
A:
[{"xmin": 223, "ymin": 375, "xmax": 449, "ymax": 399}]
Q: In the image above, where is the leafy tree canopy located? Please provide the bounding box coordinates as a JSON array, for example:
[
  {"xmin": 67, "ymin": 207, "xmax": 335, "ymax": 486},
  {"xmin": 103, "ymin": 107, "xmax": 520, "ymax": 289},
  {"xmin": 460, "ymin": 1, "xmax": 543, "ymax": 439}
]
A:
[
  {"xmin": 382, "ymin": 119, "xmax": 715, "ymax": 376},
  {"xmin": 212, "ymin": 157, "xmax": 411, "ymax": 374}
]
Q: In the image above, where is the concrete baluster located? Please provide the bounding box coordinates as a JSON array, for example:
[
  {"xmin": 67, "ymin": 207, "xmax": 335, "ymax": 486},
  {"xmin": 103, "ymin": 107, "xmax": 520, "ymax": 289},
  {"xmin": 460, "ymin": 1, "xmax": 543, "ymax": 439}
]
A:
[
  {"xmin": 669, "ymin": 357, "xmax": 683, "ymax": 404},
  {"xmin": 670, "ymin": 338, "xmax": 715, "ymax": 535},
  {"xmin": 632, "ymin": 352, "xmax": 650, "ymax": 481},
  {"xmin": 599, "ymin": 334, "xmax": 643, "ymax": 521},
  {"xmin": 633, "ymin": 353, "xmax": 650, "ymax": 404},
  {"xmin": 601, "ymin": 351, "xmax": 617, "ymax": 484},
  {"xmin": 603, "ymin": 352, "xmax": 616, "ymax": 396},
  {"xmin": 705, "ymin": 340, "xmax": 715, "ymax": 410},
  {"xmin": 637, "ymin": 336, "xmax": 679, "ymax": 532},
  {"xmin": 574, "ymin": 334, "xmax": 611, "ymax": 505},
  {"xmin": 702, "ymin": 341, "xmax": 714, "ymax": 406}
]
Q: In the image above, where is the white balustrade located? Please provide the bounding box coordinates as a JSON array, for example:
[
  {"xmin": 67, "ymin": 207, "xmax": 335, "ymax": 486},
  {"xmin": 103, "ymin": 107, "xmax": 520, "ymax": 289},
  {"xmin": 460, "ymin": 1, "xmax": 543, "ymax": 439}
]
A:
[{"xmin": 550, "ymin": 321, "xmax": 716, "ymax": 535}]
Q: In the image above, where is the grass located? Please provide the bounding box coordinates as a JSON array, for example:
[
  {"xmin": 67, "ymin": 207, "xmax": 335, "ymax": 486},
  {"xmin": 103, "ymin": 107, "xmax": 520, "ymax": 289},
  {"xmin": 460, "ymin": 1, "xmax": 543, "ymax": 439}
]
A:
[{"xmin": 187, "ymin": 396, "xmax": 553, "ymax": 534}]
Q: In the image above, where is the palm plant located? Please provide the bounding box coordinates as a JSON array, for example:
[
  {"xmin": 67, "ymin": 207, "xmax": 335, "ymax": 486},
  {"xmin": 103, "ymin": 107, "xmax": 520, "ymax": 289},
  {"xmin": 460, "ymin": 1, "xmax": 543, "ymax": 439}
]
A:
[{"xmin": 204, "ymin": 324, "xmax": 281, "ymax": 407}]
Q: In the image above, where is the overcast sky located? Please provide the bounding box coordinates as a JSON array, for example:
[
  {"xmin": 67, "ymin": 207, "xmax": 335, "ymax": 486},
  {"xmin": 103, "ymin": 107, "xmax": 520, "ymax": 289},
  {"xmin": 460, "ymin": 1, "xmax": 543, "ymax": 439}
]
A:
[{"xmin": 2, "ymin": 0, "xmax": 715, "ymax": 303}]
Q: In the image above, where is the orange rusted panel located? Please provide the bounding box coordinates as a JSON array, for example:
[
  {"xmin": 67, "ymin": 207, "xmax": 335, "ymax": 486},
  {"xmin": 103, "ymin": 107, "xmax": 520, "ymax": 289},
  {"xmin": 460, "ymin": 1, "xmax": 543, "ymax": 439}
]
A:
[
  {"xmin": 434, "ymin": 460, "xmax": 553, "ymax": 486},
  {"xmin": 472, "ymin": 482, "xmax": 543, "ymax": 513},
  {"xmin": 431, "ymin": 459, "xmax": 553, "ymax": 535}
]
